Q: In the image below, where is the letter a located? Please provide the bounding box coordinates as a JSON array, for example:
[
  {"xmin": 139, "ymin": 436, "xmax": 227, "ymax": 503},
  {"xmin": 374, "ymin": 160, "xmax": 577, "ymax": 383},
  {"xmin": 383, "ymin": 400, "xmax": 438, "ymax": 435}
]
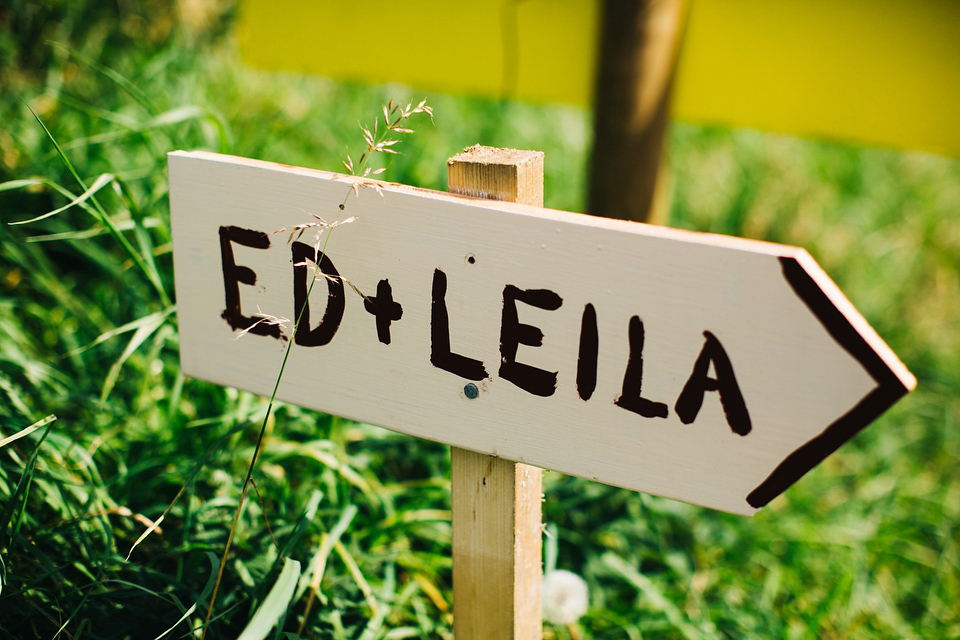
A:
[{"xmin": 675, "ymin": 331, "xmax": 751, "ymax": 435}]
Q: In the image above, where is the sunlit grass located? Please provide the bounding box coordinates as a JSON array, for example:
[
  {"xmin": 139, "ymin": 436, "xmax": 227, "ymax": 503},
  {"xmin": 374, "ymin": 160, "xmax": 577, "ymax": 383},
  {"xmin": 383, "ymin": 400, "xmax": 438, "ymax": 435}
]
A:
[{"xmin": 1, "ymin": 6, "xmax": 958, "ymax": 639}]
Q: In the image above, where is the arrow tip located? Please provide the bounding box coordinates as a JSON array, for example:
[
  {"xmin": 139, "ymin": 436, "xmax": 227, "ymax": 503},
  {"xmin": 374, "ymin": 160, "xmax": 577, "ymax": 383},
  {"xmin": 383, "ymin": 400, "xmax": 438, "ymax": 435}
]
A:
[{"xmin": 745, "ymin": 255, "xmax": 914, "ymax": 509}]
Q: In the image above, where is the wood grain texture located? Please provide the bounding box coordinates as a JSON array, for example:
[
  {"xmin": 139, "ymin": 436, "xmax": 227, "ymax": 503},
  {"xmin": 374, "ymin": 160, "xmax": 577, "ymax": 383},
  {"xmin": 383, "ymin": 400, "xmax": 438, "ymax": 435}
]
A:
[
  {"xmin": 451, "ymin": 449, "xmax": 543, "ymax": 639},
  {"xmin": 449, "ymin": 146, "xmax": 544, "ymax": 640},
  {"xmin": 448, "ymin": 145, "xmax": 544, "ymax": 207},
  {"xmin": 167, "ymin": 150, "xmax": 914, "ymax": 515}
]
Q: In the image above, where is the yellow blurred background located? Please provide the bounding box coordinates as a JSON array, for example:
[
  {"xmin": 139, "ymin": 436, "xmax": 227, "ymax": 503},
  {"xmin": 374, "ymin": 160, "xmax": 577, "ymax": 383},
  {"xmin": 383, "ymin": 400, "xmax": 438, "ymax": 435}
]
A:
[{"xmin": 237, "ymin": 0, "xmax": 960, "ymax": 156}]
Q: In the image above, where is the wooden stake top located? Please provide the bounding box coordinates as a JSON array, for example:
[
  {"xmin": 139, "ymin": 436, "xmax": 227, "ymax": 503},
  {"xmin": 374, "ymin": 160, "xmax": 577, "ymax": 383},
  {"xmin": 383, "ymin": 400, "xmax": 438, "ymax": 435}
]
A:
[{"xmin": 447, "ymin": 145, "xmax": 544, "ymax": 207}]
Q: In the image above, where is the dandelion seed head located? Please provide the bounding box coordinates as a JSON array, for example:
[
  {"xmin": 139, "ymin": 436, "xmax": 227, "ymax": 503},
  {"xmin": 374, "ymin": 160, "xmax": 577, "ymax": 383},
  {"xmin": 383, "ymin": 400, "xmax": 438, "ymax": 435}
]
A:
[{"xmin": 542, "ymin": 570, "xmax": 589, "ymax": 625}]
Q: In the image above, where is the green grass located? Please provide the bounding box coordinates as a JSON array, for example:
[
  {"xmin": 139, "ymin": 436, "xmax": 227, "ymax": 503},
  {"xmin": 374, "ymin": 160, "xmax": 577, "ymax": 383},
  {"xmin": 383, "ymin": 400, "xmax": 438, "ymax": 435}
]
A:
[{"xmin": 1, "ymin": 4, "xmax": 959, "ymax": 638}]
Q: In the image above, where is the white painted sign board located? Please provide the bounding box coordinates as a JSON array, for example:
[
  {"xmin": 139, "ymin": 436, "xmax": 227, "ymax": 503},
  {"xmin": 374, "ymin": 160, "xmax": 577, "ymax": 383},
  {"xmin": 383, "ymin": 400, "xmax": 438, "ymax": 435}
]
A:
[{"xmin": 168, "ymin": 150, "xmax": 915, "ymax": 515}]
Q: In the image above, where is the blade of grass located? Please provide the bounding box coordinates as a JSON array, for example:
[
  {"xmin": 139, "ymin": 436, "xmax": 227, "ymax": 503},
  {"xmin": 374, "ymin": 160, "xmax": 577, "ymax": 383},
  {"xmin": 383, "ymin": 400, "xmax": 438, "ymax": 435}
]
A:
[
  {"xmin": 262, "ymin": 440, "xmax": 377, "ymax": 504},
  {"xmin": 356, "ymin": 590, "xmax": 391, "ymax": 640},
  {"xmin": 299, "ymin": 505, "xmax": 358, "ymax": 604},
  {"xmin": 0, "ymin": 416, "xmax": 57, "ymax": 551},
  {"xmin": 52, "ymin": 572, "xmax": 106, "ymax": 640},
  {"xmin": 334, "ymin": 539, "xmax": 378, "ymax": 614},
  {"xmin": 152, "ymin": 552, "xmax": 220, "ymax": 640},
  {"xmin": 602, "ymin": 552, "xmax": 704, "ymax": 640},
  {"xmin": 0, "ymin": 376, "xmax": 35, "ymax": 421},
  {"xmin": 2, "ymin": 176, "xmax": 100, "ymax": 218},
  {"xmin": 0, "ymin": 414, "xmax": 57, "ymax": 449},
  {"xmin": 67, "ymin": 306, "xmax": 174, "ymax": 358},
  {"xmin": 114, "ymin": 175, "xmax": 168, "ymax": 290},
  {"xmin": 145, "ymin": 104, "xmax": 206, "ymax": 128},
  {"xmin": 201, "ymin": 270, "xmax": 325, "ymax": 638},
  {"xmin": 235, "ymin": 557, "xmax": 302, "ymax": 640},
  {"xmin": 99, "ymin": 309, "xmax": 169, "ymax": 403},
  {"xmin": 8, "ymin": 172, "xmax": 114, "ymax": 225},
  {"xmin": 47, "ymin": 41, "xmax": 158, "ymax": 114},
  {"xmin": 297, "ymin": 504, "xmax": 358, "ymax": 633},
  {"xmin": 0, "ymin": 178, "xmax": 47, "ymax": 192},
  {"xmin": 3, "ymin": 235, "xmax": 109, "ymax": 330},
  {"xmin": 126, "ymin": 420, "xmax": 254, "ymax": 561},
  {"xmin": 274, "ymin": 489, "xmax": 324, "ymax": 561},
  {"xmin": 25, "ymin": 217, "xmax": 163, "ymax": 243},
  {"xmin": 22, "ymin": 100, "xmax": 171, "ymax": 306}
]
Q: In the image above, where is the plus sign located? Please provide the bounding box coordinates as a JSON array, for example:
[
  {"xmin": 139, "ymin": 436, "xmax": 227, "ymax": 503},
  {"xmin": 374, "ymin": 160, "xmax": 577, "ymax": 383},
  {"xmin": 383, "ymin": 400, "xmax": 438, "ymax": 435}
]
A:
[{"xmin": 363, "ymin": 279, "xmax": 403, "ymax": 345}]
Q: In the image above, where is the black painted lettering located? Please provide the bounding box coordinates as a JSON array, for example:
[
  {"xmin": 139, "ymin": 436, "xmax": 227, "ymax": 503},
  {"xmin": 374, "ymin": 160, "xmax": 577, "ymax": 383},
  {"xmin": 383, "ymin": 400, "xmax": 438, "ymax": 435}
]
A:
[
  {"xmin": 675, "ymin": 331, "xmax": 751, "ymax": 435},
  {"xmin": 615, "ymin": 316, "xmax": 668, "ymax": 418},
  {"xmin": 499, "ymin": 285, "xmax": 563, "ymax": 397},
  {"xmin": 363, "ymin": 279, "xmax": 403, "ymax": 345},
  {"xmin": 430, "ymin": 269, "xmax": 487, "ymax": 380},
  {"xmin": 292, "ymin": 242, "xmax": 345, "ymax": 346},
  {"xmin": 218, "ymin": 225, "xmax": 280, "ymax": 339},
  {"xmin": 577, "ymin": 303, "xmax": 598, "ymax": 401}
]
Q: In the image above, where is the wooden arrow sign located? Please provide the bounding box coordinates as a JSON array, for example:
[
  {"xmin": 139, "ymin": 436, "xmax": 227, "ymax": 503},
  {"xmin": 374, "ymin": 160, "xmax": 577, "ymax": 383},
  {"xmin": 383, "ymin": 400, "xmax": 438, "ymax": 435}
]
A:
[{"xmin": 168, "ymin": 150, "xmax": 915, "ymax": 515}]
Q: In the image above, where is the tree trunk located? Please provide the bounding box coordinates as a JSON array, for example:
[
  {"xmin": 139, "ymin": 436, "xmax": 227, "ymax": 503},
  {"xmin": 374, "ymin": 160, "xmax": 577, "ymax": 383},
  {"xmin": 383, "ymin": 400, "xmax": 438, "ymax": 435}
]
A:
[{"xmin": 588, "ymin": 0, "xmax": 689, "ymax": 224}]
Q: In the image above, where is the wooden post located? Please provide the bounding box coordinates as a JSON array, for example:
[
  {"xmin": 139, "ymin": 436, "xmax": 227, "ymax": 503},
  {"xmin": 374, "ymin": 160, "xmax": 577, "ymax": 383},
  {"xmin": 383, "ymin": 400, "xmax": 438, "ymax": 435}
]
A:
[
  {"xmin": 447, "ymin": 145, "xmax": 544, "ymax": 640},
  {"xmin": 588, "ymin": 0, "xmax": 689, "ymax": 224}
]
